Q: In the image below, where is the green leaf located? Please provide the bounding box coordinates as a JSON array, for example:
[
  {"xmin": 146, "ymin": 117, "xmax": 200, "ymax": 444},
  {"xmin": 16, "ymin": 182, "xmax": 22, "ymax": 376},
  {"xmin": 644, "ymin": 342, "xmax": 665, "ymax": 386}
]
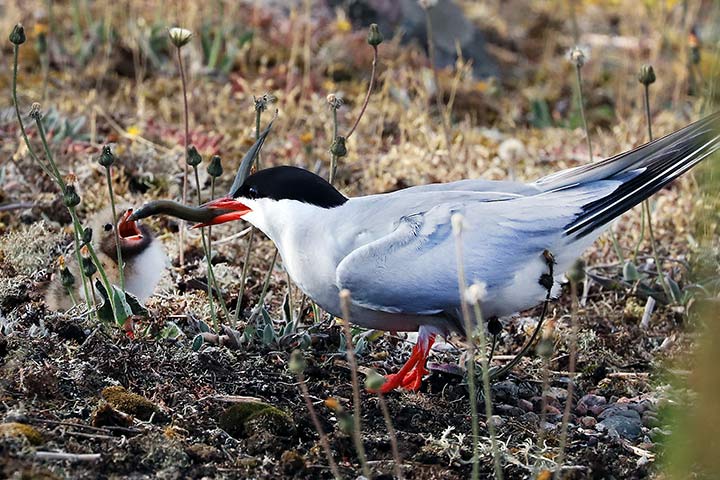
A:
[
  {"xmin": 95, "ymin": 280, "xmax": 114, "ymax": 324},
  {"xmin": 125, "ymin": 291, "xmax": 148, "ymax": 317},
  {"xmin": 160, "ymin": 321, "xmax": 183, "ymax": 340},
  {"xmin": 197, "ymin": 319, "xmax": 211, "ymax": 333},
  {"xmin": 112, "ymin": 285, "xmax": 133, "ymax": 326},
  {"xmin": 192, "ymin": 334, "xmax": 204, "ymax": 351},
  {"xmin": 666, "ymin": 276, "xmax": 683, "ymax": 304},
  {"xmin": 623, "ymin": 261, "xmax": 641, "ymax": 282},
  {"xmin": 262, "ymin": 323, "xmax": 275, "ymax": 345}
]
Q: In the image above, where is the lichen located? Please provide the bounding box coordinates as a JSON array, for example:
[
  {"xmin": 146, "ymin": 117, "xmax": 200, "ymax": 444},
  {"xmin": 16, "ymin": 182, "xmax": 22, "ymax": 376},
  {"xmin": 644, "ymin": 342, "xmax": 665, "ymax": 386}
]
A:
[
  {"xmin": 0, "ymin": 422, "xmax": 43, "ymax": 445},
  {"xmin": 101, "ymin": 386, "xmax": 158, "ymax": 420},
  {"xmin": 0, "ymin": 220, "xmax": 62, "ymax": 277},
  {"xmin": 218, "ymin": 401, "xmax": 293, "ymax": 439}
]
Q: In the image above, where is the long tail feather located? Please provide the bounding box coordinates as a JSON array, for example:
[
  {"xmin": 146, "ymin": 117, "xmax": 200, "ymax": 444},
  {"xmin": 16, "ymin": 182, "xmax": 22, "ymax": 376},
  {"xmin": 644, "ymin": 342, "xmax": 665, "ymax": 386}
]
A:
[{"xmin": 559, "ymin": 112, "xmax": 720, "ymax": 239}]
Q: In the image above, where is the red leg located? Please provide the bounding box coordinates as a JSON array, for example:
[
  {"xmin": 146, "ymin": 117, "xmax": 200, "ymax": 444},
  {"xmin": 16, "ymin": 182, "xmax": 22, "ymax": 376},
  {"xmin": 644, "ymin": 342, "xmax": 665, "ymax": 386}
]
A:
[{"xmin": 378, "ymin": 334, "xmax": 436, "ymax": 393}]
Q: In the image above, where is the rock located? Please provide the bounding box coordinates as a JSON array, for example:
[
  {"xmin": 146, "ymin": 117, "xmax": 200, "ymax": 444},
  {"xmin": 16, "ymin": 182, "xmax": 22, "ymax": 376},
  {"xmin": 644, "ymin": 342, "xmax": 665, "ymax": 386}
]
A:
[
  {"xmin": 491, "ymin": 381, "xmax": 519, "ymax": 404},
  {"xmin": 0, "ymin": 422, "xmax": 43, "ymax": 445},
  {"xmin": 101, "ymin": 386, "xmax": 159, "ymax": 421},
  {"xmin": 544, "ymin": 405, "xmax": 561, "ymax": 417},
  {"xmin": 598, "ymin": 406, "xmax": 642, "ymax": 439},
  {"xmin": 218, "ymin": 401, "xmax": 294, "ymax": 439},
  {"xmin": 548, "ymin": 387, "xmax": 568, "ymax": 403},
  {"xmin": 580, "ymin": 416, "xmax": 597, "ymax": 428},
  {"xmin": 520, "ymin": 412, "xmax": 540, "ymax": 426},
  {"xmin": 495, "ymin": 404, "xmax": 524, "ymax": 417},
  {"xmin": 587, "ymin": 436, "xmax": 599, "ymax": 447},
  {"xmin": 518, "ymin": 399, "xmax": 534, "ymax": 412},
  {"xmin": 489, "ymin": 415, "xmax": 505, "ymax": 429},
  {"xmin": 576, "ymin": 394, "xmax": 607, "ymax": 416}
]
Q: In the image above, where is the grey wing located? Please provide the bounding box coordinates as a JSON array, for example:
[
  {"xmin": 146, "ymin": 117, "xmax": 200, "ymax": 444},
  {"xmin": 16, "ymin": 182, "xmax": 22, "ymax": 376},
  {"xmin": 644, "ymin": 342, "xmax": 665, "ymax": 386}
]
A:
[
  {"xmin": 389, "ymin": 178, "xmax": 541, "ymax": 196},
  {"xmin": 335, "ymin": 182, "xmax": 620, "ymax": 316}
]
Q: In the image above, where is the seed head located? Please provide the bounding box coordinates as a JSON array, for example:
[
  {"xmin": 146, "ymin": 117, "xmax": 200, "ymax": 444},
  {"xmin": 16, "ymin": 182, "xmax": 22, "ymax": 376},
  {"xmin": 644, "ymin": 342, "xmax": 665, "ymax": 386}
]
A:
[
  {"xmin": 207, "ymin": 155, "xmax": 223, "ymax": 178},
  {"xmin": 638, "ymin": 64, "xmax": 656, "ymax": 86},
  {"xmin": 330, "ymin": 136, "xmax": 347, "ymax": 157},
  {"xmin": 168, "ymin": 27, "xmax": 192, "ymax": 48},
  {"xmin": 254, "ymin": 93, "xmax": 277, "ymax": 113},
  {"xmin": 464, "ymin": 282, "xmax": 487, "ymax": 304},
  {"xmin": 187, "ymin": 145, "xmax": 202, "ymax": 167},
  {"xmin": 99, "ymin": 145, "xmax": 115, "ymax": 167},
  {"xmin": 63, "ymin": 185, "xmax": 81, "ymax": 208},
  {"xmin": 289, "ymin": 349, "xmax": 307, "ymax": 374},
  {"xmin": 9, "ymin": 24, "xmax": 26, "ymax": 45},
  {"xmin": 60, "ymin": 266, "xmax": 75, "ymax": 289},
  {"xmin": 29, "ymin": 103, "xmax": 42, "ymax": 120},
  {"xmin": 364, "ymin": 368, "xmax": 386, "ymax": 391},
  {"xmin": 326, "ymin": 93, "xmax": 343, "ymax": 110},
  {"xmin": 367, "ymin": 23, "xmax": 383, "ymax": 47},
  {"xmin": 451, "ymin": 213, "xmax": 464, "ymax": 235},
  {"xmin": 568, "ymin": 46, "xmax": 586, "ymax": 68}
]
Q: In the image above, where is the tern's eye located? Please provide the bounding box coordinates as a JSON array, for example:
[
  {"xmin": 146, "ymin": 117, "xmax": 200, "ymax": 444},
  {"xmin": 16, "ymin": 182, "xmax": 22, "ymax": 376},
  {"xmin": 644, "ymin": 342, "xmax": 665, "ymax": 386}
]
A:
[
  {"xmin": 104, "ymin": 223, "xmax": 113, "ymax": 231},
  {"xmin": 247, "ymin": 186, "xmax": 259, "ymax": 199}
]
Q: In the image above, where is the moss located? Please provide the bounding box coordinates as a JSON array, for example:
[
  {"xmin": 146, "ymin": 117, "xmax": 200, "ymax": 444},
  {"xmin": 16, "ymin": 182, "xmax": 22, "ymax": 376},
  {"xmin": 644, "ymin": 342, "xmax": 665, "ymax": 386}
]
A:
[
  {"xmin": 218, "ymin": 401, "xmax": 293, "ymax": 439},
  {"xmin": 101, "ymin": 386, "xmax": 158, "ymax": 420},
  {"xmin": 0, "ymin": 221, "xmax": 62, "ymax": 277},
  {"xmin": 0, "ymin": 422, "xmax": 43, "ymax": 445}
]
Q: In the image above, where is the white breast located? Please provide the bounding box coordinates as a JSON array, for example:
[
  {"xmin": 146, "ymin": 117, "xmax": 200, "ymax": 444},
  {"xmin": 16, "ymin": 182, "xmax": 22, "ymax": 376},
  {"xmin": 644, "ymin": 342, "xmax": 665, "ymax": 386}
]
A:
[{"xmin": 124, "ymin": 240, "xmax": 168, "ymax": 302}]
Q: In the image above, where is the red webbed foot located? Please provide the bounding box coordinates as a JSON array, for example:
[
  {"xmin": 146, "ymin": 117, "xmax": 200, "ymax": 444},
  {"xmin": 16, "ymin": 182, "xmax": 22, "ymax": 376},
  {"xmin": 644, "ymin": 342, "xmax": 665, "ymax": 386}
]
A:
[{"xmin": 376, "ymin": 331, "xmax": 436, "ymax": 393}]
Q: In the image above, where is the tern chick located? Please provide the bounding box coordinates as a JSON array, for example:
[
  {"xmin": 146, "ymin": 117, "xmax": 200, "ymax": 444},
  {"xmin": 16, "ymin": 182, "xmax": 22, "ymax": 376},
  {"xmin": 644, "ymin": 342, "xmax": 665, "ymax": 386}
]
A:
[{"xmin": 45, "ymin": 205, "xmax": 167, "ymax": 311}]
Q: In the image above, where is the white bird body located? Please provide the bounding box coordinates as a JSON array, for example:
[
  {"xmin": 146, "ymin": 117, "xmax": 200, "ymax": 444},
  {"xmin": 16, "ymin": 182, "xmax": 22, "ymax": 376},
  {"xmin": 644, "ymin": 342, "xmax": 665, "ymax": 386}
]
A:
[{"xmin": 132, "ymin": 112, "xmax": 719, "ymax": 391}]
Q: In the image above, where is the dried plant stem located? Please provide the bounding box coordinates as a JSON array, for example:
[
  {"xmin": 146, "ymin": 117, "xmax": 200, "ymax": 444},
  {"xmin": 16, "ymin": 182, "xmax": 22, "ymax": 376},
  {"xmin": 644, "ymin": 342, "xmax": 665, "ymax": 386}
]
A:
[
  {"xmin": 377, "ymin": 392, "xmax": 403, "ymax": 479},
  {"xmin": 640, "ymin": 84, "xmax": 671, "ymax": 300},
  {"xmin": 339, "ymin": 290, "xmax": 371, "ymax": 479},
  {"xmin": 176, "ymin": 46, "xmax": 190, "ymax": 268},
  {"xmin": 451, "ymin": 217, "xmax": 485, "ymax": 480},
  {"xmin": 296, "ymin": 372, "xmax": 342, "ymax": 480},
  {"xmin": 554, "ymin": 281, "xmax": 579, "ymax": 479},
  {"xmin": 329, "ymin": 107, "xmax": 339, "ymax": 184},
  {"xmin": 10, "ymin": 45, "xmax": 96, "ymax": 313},
  {"xmin": 234, "ymin": 228, "xmax": 255, "ymax": 322},
  {"xmin": 423, "ymin": 6, "xmax": 453, "ymax": 161},
  {"xmin": 573, "ymin": 63, "xmax": 593, "ymax": 160},
  {"xmin": 104, "ymin": 166, "xmax": 125, "ymax": 290},
  {"xmin": 253, "ymin": 249, "xmax": 279, "ymax": 314},
  {"xmin": 471, "ymin": 298, "xmax": 503, "ymax": 480},
  {"xmin": 346, "ymin": 45, "xmax": 378, "ymax": 139},
  {"xmin": 191, "ymin": 166, "xmax": 219, "ymax": 329}
]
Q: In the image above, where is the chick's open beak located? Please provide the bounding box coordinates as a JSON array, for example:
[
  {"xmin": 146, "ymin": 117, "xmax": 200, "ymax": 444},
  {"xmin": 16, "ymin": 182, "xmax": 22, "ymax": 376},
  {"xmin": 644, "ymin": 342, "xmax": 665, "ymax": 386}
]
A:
[
  {"xmin": 193, "ymin": 197, "xmax": 251, "ymax": 228},
  {"xmin": 118, "ymin": 209, "xmax": 143, "ymax": 241}
]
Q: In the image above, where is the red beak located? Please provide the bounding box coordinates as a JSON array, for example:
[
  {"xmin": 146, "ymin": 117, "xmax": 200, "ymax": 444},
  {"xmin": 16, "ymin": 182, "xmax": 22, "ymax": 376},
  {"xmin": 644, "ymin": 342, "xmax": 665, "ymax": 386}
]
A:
[{"xmin": 193, "ymin": 197, "xmax": 252, "ymax": 228}]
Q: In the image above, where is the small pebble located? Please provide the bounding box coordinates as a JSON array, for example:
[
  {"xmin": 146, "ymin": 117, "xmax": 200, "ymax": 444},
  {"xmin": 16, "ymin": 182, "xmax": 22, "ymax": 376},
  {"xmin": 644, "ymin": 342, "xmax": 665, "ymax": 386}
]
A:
[
  {"xmin": 489, "ymin": 415, "xmax": 505, "ymax": 428},
  {"xmin": 580, "ymin": 416, "xmax": 597, "ymax": 428},
  {"xmin": 518, "ymin": 399, "xmax": 534, "ymax": 412}
]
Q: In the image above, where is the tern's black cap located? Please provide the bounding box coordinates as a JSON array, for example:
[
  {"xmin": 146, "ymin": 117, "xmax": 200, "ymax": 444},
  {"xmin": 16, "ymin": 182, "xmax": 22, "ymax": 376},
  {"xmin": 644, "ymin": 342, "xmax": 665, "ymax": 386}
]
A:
[{"xmin": 232, "ymin": 166, "xmax": 347, "ymax": 209}]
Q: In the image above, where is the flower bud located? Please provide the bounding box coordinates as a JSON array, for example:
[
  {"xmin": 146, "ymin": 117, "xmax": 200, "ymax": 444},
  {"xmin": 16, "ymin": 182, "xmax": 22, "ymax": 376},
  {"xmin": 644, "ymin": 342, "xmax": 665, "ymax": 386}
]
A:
[
  {"xmin": 82, "ymin": 227, "xmax": 93, "ymax": 245},
  {"xmin": 99, "ymin": 145, "xmax": 115, "ymax": 167},
  {"xmin": 187, "ymin": 145, "xmax": 202, "ymax": 167},
  {"xmin": 9, "ymin": 24, "xmax": 26, "ymax": 45},
  {"xmin": 330, "ymin": 136, "xmax": 347, "ymax": 157},
  {"xmin": 207, "ymin": 155, "xmax": 223, "ymax": 178},
  {"xmin": 289, "ymin": 349, "xmax": 306, "ymax": 374},
  {"xmin": 364, "ymin": 369, "xmax": 386, "ymax": 391},
  {"xmin": 60, "ymin": 267, "xmax": 75, "ymax": 289},
  {"xmin": 638, "ymin": 64, "xmax": 656, "ymax": 86},
  {"xmin": 367, "ymin": 23, "xmax": 383, "ymax": 47},
  {"xmin": 63, "ymin": 185, "xmax": 81, "ymax": 207},
  {"xmin": 168, "ymin": 27, "xmax": 192, "ymax": 48},
  {"xmin": 81, "ymin": 256, "xmax": 97, "ymax": 277}
]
